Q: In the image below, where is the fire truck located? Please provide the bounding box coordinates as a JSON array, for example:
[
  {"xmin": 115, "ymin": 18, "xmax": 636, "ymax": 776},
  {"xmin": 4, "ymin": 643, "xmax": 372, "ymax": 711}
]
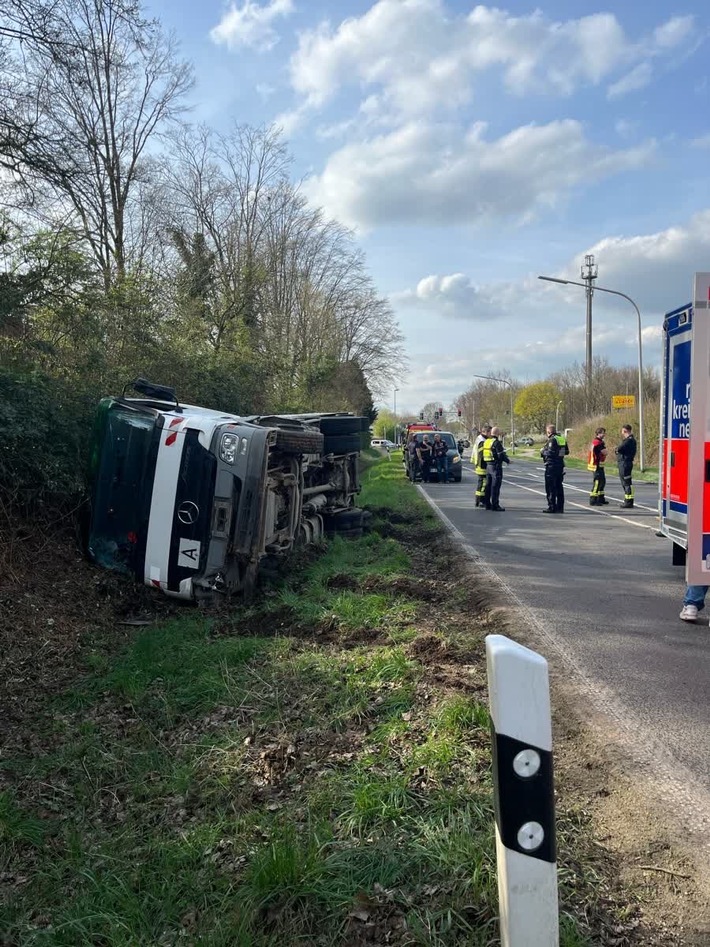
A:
[{"xmin": 660, "ymin": 272, "xmax": 710, "ymax": 583}]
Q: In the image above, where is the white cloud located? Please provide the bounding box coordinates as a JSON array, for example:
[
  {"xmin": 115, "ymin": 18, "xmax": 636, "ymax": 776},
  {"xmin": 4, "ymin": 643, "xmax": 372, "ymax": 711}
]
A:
[
  {"xmin": 653, "ymin": 15, "xmax": 695, "ymax": 49},
  {"xmin": 391, "ymin": 273, "xmax": 505, "ymax": 320},
  {"xmin": 607, "ymin": 62, "xmax": 652, "ymax": 99},
  {"xmin": 210, "ymin": 0, "xmax": 294, "ymax": 52},
  {"xmin": 551, "ymin": 209, "xmax": 710, "ymax": 314},
  {"xmin": 303, "ymin": 119, "xmax": 655, "ymax": 230},
  {"xmin": 392, "ymin": 208, "xmax": 710, "ymax": 411},
  {"xmin": 285, "ymin": 3, "xmax": 695, "ymax": 122}
]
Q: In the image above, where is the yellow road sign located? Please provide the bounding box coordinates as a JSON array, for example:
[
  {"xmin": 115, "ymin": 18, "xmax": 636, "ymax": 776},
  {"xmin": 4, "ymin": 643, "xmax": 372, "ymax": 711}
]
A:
[{"xmin": 611, "ymin": 395, "xmax": 636, "ymax": 409}]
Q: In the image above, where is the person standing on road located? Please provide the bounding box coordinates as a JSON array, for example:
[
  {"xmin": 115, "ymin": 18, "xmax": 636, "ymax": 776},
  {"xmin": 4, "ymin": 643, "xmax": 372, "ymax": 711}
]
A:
[
  {"xmin": 431, "ymin": 433, "xmax": 448, "ymax": 483},
  {"xmin": 587, "ymin": 427, "xmax": 609, "ymax": 506},
  {"xmin": 540, "ymin": 423, "xmax": 569, "ymax": 513},
  {"xmin": 473, "ymin": 424, "xmax": 491, "ymax": 507},
  {"xmin": 680, "ymin": 585, "xmax": 710, "ymax": 623},
  {"xmin": 615, "ymin": 424, "xmax": 637, "ymax": 508},
  {"xmin": 483, "ymin": 426, "xmax": 511, "ymax": 511},
  {"xmin": 406, "ymin": 435, "xmax": 418, "ymax": 481},
  {"xmin": 417, "ymin": 435, "xmax": 433, "ymax": 483}
]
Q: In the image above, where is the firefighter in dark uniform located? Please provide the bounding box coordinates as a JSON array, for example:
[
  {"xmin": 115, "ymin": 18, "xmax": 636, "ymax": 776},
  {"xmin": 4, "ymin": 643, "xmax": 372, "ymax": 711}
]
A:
[
  {"xmin": 615, "ymin": 423, "xmax": 637, "ymax": 508},
  {"xmin": 540, "ymin": 423, "xmax": 569, "ymax": 513},
  {"xmin": 587, "ymin": 427, "xmax": 609, "ymax": 505},
  {"xmin": 473, "ymin": 424, "xmax": 491, "ymax": 507},
  {"xmin": 483, "ymin": 426, "xmax": 511, "ymax": 511}
]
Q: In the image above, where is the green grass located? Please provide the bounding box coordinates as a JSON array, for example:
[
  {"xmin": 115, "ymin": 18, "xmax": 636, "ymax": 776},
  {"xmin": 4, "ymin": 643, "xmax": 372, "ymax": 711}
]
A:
[{"xmin": 0, "ymin": 454, "xmax": 626, "ymax": 946}]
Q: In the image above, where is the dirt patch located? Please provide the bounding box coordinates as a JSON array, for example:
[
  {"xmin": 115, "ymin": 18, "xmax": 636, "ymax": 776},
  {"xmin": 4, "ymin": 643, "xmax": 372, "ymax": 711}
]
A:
[
  {"xmin": 552, "ymin": 700, "xmax": 710, "ymax": 945},
  {"xmin": 0, "ymin": 515, "xmax": 184, "ymax": 764}
]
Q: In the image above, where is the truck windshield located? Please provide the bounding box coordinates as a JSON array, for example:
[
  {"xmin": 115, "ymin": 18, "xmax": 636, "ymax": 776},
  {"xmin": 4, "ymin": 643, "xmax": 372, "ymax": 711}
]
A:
[{"xmin": 88, "ymin": 404, "xmax": 157, "ymax": 574}]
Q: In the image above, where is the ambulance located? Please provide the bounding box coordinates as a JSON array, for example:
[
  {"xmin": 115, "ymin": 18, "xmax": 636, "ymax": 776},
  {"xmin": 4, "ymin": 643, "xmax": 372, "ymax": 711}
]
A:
[{"xmin": 660, "ymin": 272, "xmax": 710, "ymax": 583}]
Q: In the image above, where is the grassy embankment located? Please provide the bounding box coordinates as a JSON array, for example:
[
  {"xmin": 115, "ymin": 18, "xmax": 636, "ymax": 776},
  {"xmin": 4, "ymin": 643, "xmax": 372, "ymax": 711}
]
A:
[{"xmin": 1, "ymin": 454, "xmax": 643, "ymax": 946}]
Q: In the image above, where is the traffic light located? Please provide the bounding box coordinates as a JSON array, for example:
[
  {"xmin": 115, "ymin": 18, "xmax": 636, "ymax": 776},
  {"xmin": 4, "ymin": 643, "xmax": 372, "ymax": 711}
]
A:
[
  {"xmin": 458, "ymin": 409, "xmax": 462, "ymax": 418},
  {"xmin": 419, "ymin": 411, "xmax": 424, "ymax": 420}
]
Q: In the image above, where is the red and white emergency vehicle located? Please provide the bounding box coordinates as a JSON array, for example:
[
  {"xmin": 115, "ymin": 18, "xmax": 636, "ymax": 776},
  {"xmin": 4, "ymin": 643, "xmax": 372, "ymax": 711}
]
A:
[{"xmin": 660, "ymin": 272, "xmax": 710, "ymax": 582}]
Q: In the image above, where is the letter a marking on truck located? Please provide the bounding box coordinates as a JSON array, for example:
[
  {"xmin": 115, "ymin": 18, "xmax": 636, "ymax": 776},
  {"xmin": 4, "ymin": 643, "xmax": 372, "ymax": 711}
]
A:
[{"xmin": 178, "ymin": 538, "xmax": 201, "ymax": 569}]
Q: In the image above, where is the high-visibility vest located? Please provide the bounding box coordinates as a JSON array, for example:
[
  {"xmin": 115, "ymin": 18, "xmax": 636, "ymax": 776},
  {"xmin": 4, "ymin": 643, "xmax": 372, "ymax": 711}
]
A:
[
  {"xmin": 473, "ymin": 436, "xmax": 487, "ymax": 474},
  {"xmin": 587, "ymin": 439, "xmax": 606, "ymax": 471},
  {"xmin": 482, "ymin": 437, "xmax": 496, "ymax": 463},
  {"xmin": 554, "ymin": 434, "xmax": 567, "ymax": 450}
]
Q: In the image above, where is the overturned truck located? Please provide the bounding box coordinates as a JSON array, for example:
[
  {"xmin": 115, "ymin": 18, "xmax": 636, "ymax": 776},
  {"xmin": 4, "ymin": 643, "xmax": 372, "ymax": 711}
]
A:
[{"xmin": 87, "ymin": 379, "xmax": 369, "ymax": 603}]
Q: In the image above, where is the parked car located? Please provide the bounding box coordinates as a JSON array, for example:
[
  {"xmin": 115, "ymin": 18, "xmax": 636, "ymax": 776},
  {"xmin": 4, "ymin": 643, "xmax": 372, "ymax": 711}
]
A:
[
  {"xmin": 87, "ymin": 378, "xmax": 368, "ymax": 603},
  {"xmin": 514, "ymin": 436, "xmax": 535, "ymax": 447},
  {"xmin": 370, "ymin": 438, "xmax": 396, "ymax": 450},
  {"xmin": 404, "ymin": 431, "xmax": 463, "ymax": 482}
]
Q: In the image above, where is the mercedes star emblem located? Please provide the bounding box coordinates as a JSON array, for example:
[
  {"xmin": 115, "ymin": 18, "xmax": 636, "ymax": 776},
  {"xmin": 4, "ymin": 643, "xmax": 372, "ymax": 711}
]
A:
[{"xmin": 177, "ymin": 501, "xmax": 199, "ymax": 525}]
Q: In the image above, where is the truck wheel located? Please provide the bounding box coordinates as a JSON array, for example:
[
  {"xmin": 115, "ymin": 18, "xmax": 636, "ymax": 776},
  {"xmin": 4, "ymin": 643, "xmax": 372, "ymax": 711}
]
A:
[
  {"xmin": 323, "ymin": 509, "xmax": 364, "ymax": 534},
  {"xmin": 322, "ymin": 433, "xmax": 361, "ymax": 455},
  {"xmin": 274, "ymin": 428, "xmax": 324, "ymax": 454},
  {"xmin": 318, "ymin": 416, "xmax": 363, "ymax": 435}
]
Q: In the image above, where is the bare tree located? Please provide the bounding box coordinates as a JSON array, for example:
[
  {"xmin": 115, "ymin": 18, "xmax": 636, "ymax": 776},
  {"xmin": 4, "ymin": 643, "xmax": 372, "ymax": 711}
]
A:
[{"xmin": 2, "ymin": 0, "xmax": 193, "ymax": 288}]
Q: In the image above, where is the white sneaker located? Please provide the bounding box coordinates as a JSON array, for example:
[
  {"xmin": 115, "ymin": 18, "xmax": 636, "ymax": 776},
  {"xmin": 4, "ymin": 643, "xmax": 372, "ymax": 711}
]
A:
[{"xmin": 680, "ymin": 604, "xmax": 699, "ymax": 621}]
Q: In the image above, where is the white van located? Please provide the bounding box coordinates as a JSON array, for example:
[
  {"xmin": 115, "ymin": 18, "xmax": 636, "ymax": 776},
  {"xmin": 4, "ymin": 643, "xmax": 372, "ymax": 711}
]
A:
[{"xmin": 371, "ymin": 438, "xmax": 395, "ymax": 449}]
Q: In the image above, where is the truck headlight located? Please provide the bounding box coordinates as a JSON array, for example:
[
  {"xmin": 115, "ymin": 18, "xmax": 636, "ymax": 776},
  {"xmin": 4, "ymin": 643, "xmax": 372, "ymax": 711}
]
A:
[
  {"xmin": 452, "ymin": 454, "xmax": 461, "ymax": 463},
  {"xmin": 219, "ymin": 433, "xmax": 238, "ymax": 464}
]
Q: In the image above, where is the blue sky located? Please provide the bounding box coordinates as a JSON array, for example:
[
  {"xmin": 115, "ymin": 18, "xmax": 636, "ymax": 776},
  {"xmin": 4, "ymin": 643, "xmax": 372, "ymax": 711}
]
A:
[{"xmin": 145, "ymin": 0, "xmax": 710, "ymax": 413}]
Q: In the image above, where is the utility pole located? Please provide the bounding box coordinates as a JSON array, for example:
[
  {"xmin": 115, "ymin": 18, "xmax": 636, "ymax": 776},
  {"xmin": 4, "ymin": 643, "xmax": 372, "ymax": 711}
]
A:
[{"xmin": 581, "ymin": 254, "xmax": 598, "ymax": 414}]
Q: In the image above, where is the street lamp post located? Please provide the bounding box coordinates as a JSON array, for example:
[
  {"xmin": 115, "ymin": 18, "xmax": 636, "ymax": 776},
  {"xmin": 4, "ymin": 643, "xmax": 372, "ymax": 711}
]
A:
[
  {"xmin": 581, "ymin": 254, "xmax": 598, "ymax": 412},
  {"xmin": 393, "ymin": 388, "xmax": 400, "ymax": 444},
  {"xmin": 555, "ymin": 400, "xmax": 563, "ymax": 431},
  {"xmin": 471, "ymin": 373, "xmax": 515, "ymax": 451},
  {"xmin": 538, "ymin": 276, "xmax": 645, "ymax": 472}
]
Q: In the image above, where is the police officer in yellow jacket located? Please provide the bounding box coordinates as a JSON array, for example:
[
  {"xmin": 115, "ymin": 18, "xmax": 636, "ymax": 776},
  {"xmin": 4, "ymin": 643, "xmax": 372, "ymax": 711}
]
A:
[
  {"xmin": 483, "ymin": 426, "xmax": 511, "ymax": 511},
  {"xmin": 472, "ymin": 424, "xmax": 491, "ymax": 507}
]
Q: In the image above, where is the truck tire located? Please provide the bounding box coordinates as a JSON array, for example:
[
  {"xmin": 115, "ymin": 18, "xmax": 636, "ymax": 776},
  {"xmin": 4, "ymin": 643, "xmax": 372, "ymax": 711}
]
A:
[
  {"xmin": 322, "ymin": 433, "xmax": 361, "ymax": 455},
  {"xmin": 323, "ymin": 509, "xmax": 364, "ymax": 534},
  {"xmin": 337, "ymin": 527, "xmax": 364, "ymax": 540},
  {"xmin": 318, "ymin": 416, "xmax": 362, "ymax": 436},
  {"xmin": 274, "ymin": 428, "xmax": 324, "ymax": 454}
]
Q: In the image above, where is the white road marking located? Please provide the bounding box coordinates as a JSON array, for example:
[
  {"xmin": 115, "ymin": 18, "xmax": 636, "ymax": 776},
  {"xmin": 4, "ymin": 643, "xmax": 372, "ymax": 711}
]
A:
[
  {"xmin": 502, "ymin": 479, "xmax": 658, "ymax": 531},
  {"xmin": 463, "ymin": 465, "xmax": 659, "ymax": 514}
]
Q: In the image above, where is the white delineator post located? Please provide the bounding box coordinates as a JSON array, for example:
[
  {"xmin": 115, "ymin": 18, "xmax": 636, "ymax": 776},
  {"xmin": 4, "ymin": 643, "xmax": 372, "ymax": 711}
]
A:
[{"xmin": 486, "ymin": 634, "xmax": 558, "ymax": 946}]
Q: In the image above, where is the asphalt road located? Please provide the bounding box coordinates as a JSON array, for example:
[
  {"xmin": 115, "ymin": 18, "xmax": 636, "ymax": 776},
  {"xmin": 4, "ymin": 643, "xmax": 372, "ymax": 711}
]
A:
[{"xmin": 415, "ymin": 453, "xmax": 710, "ymax": 839}]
